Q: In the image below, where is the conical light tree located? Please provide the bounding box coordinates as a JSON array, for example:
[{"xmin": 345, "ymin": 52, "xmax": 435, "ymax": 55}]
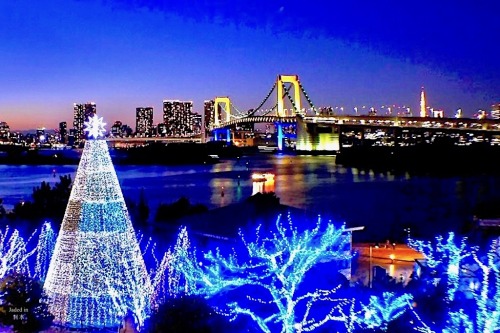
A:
[{"xmin": 44, "ymin": 115, "xmax": 152, "ymax": 329}]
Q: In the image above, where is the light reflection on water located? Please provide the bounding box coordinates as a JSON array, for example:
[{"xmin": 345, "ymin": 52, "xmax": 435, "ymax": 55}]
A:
[{"xmin": 1, "ymin": 155, "xmax": 500, "ymax": 241}]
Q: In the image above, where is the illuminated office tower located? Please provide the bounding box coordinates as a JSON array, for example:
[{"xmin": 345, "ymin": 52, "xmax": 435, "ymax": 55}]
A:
[
  {"xmin": 36, "ymin": 128, "xmax": 46, "ymax": 144},
  {"xmin": 204, "ymin": 100, "xmax": 215, "ymax": 135},
  {"xmin": 0, "ymin": 121, "xmax": 10, "ymax": 140},
  {"xmin": 162, "ymin": 100, "xmax": 194, "ymax": 137},
  {"xmin": 59, "ymin": 122, "xmax": 67, "ymax": 144},
  {"xmin": 135, "ymin": 107, "xmax": 154, "ymax": 137},
  {"xmin": 491, "ymin": 104, "xmax": 500, "ymax": 120},
  {"xmin": 111, "ymin": 121, "xmax": 124, "ymax": 137},
  {"xmin": 203, "ymin": 99, "xmax": 224, "ymax": 133},
  {"xmin": 420, "ymin": 88, "xmax": 427, "ymax": 117},
  {"xmin": 73, "ymin": 102, "xmax": 97, "ymax": 142},
  {"xmin": 192, "ymin": 113, "xmax": 202, "ymax": 136}
]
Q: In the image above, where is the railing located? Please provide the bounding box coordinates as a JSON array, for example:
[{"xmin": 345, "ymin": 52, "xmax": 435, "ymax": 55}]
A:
[{"xmin": 212, "ymin": 114, "xmax": 500, "ymax": 132}]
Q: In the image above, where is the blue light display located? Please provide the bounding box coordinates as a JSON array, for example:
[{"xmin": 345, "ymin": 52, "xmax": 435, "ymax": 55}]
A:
[
  {"xmin": 0, "ymin": 226, "xmax": 35, "ymax": 279},
  {"xmin": 169, "ymin": 213, "xmax": 359, "ymax": 332},
  {"xmin": 409, "ymin": 232, "xmax": 472, "ymax": 302},
  {"xmin": 358, "ymin": 292, "xmax": 412, "ymax": 331},
  {"xmin": 410, "ymin": 233, "xmax": 500, "ymax": 333}
]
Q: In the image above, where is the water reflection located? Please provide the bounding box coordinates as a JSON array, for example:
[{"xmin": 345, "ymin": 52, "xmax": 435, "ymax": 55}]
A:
[{"xmin": 1, "ymin": 155, "xmax": 500, "ymax": 241}]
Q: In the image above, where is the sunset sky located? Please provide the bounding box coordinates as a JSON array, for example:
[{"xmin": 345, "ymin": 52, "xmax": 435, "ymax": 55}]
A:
[{"xmin": 1, "ymin": 0, "xmax": 499, "ymax": 130}]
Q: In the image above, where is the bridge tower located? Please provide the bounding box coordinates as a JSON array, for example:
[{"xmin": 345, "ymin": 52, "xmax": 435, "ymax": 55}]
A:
[
  {"xmin": 213, "ymin": 97, "xmax": 232, "ymax": 143},
  {"xmin": 277, "ymin": 75, "xmax": 302, "ymax": 117},
  {"xmin": 214, "ymin": 97, "xmax": 231, "ymax": 126}
]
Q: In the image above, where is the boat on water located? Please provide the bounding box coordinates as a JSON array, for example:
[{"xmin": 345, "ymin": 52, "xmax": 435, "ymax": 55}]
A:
[
  {"xmin": 257, "ymin": 145, "xmax": 279, "ymax": 153},
  {"xmin": 251, "ymin": 173, "xmax": 275, "ymax": 182}
]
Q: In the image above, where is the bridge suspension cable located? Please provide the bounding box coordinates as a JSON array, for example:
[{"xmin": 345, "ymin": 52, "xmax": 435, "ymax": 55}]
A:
[
  {"xmin": 248, "ymin": 82, "xmax": 277, "ymax": 117},
  {"xmin": 257, "ymin": 83, "xmax": 294, "ymax": 116},
  {"xmin": 230, "ymin": 104, "xmax": 248, "ymax": 119},
  {"xmin": 298, "ymin": 80, "xmax": 316, "ymax": 113}
]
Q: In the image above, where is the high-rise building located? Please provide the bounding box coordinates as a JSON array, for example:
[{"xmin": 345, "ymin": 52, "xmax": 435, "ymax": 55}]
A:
[
  {"xmin": 0, "ymin": 121, "xmax": 10, "ymax": 141},
  {"xmin": 431, "ymin": 109, "xmax": 444, "ymax": 118},
  {"xmin": 73, "ymin": 102, "xmax": 97, "ymax": 142},
  {"xmin": 36, "ymin": 128, "xmax": 46, "ymax": 144},
  {"xmin": 204, "ymin": 100, "xmax": 215, "ymax": 135},
  {"xmin": 135, "ymin": 107, "xmax": 154, "ymax": 137},
  {"xmin": 420, "ymin": 87, "xmax": 427, "ymax": 117},
  {"xmin": 68, "ymin": 129, "xmax": 76, "ymax": 147},
  {"xmin": 111, "ymin": 121, "xmax": 123, "ymax": 137},
  {"xmin": 162, "ymin": 100, "xmax": 194, "ymax": 137},
  {"xmin": 157, "ymin": 123, "xmax": 167, "ymax": 137},
  {"xmin": 491, "ymin": 104, "xmax": 500, "ymax": 120},
  {"xmin": 59, "ymin": 121, "xmax": 67, "ymax": 144},
  {"xmin": 192, "ymin": 113, "xmax": 202, "ymax": 136},
  {"xmin": 110, "ymin": 121, "xmax": 133, "ymax": 137}
]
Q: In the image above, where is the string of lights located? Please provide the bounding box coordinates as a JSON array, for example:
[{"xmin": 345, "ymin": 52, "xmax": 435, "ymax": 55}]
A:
[
  {"xmin": 410, "ymin": 233, "xmax": 500, "ymax": 332},
  {"xmin": 34, "ymin": 222, "xmax": 56, "ymax": 281},
  {"xmin": 470, "ymin": 240, "xmax": 500, "ymax": 333},
  {"xmin": 358, "ymin": 292, "xmax": 413, "ymax": 331},
  {"xmin": 0, "ymin": 226, "xmax": 36, "ymax": 279},
  {"xmin": 408, "ymin": 232, "xmax": 472, "ymax": 302}
]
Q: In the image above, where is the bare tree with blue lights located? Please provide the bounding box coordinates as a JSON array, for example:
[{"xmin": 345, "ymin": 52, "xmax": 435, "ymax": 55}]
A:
[
  {"xmin": 357, "ymin": 292, "xmax": 413, "ymax": 331},
  {"xmin": 173, "ymin": 213, "xmax": 358, "ymax": 333},
  {"xmin": 411, "ymin": 233, "xmax": 500, "ymax": 332},
  {"xmin": 409, "ymin": 232, "xmax": 472, "ymax": 302}
]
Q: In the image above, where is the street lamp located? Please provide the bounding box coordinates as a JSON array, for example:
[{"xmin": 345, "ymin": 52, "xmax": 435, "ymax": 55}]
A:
[
  {"xmin": 369, "ymin": 245, "xmax": 373, "ymax": 288},
  {"xmin": 343, "ymin": 226, "xmax": 365, "ymax": 283},
  {"xmin": 369, "ymin": 243, "xmax": 380, "ymax": 288}
]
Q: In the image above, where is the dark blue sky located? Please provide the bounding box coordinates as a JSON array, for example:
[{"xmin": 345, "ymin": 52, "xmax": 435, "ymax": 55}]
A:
[{"xmin": 1, "ymin": 0, "xmax": 499, "ymax": 129}]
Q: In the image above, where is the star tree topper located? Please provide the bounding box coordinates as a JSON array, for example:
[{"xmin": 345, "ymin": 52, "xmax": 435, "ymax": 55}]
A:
[{"xmin": 84, "ymin": 115, "xmax": 107, "ymax": 139}]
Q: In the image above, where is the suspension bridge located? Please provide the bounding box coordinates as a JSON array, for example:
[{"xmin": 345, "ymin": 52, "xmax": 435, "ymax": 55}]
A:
[
  {"xmin": 208, "ymin": 74, "xmax": 500, "ymax": 152},
  {"xmin": 209, "ymin": 74, "xmax": 317, "ymax": 150},
  {"xmin": 210, "ymin": 74, "xmax": 316, "ymax": 127}
]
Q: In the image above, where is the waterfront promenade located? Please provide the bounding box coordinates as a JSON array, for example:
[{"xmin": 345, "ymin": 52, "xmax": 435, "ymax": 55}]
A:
[{"xmin": 353, "ymin": 243, "xmax": 426, "ymax": 286}]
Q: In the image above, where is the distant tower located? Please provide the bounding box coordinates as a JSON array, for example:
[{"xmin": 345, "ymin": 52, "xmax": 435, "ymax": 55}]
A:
[{"xmin": 420, "ymin": 88, "xmax": 427, "ymax": 117}]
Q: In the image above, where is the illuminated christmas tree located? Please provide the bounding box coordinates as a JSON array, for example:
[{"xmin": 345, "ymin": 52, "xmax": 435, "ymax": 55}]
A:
[{"xmin": 44, "ymin": 115, "xmax": 152, "ymax": 329}]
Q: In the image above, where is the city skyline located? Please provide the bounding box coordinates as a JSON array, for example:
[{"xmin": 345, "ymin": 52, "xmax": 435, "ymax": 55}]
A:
[{"xmin": 1, "ymin": 1, "xmax": 499, "ymax": 130}]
